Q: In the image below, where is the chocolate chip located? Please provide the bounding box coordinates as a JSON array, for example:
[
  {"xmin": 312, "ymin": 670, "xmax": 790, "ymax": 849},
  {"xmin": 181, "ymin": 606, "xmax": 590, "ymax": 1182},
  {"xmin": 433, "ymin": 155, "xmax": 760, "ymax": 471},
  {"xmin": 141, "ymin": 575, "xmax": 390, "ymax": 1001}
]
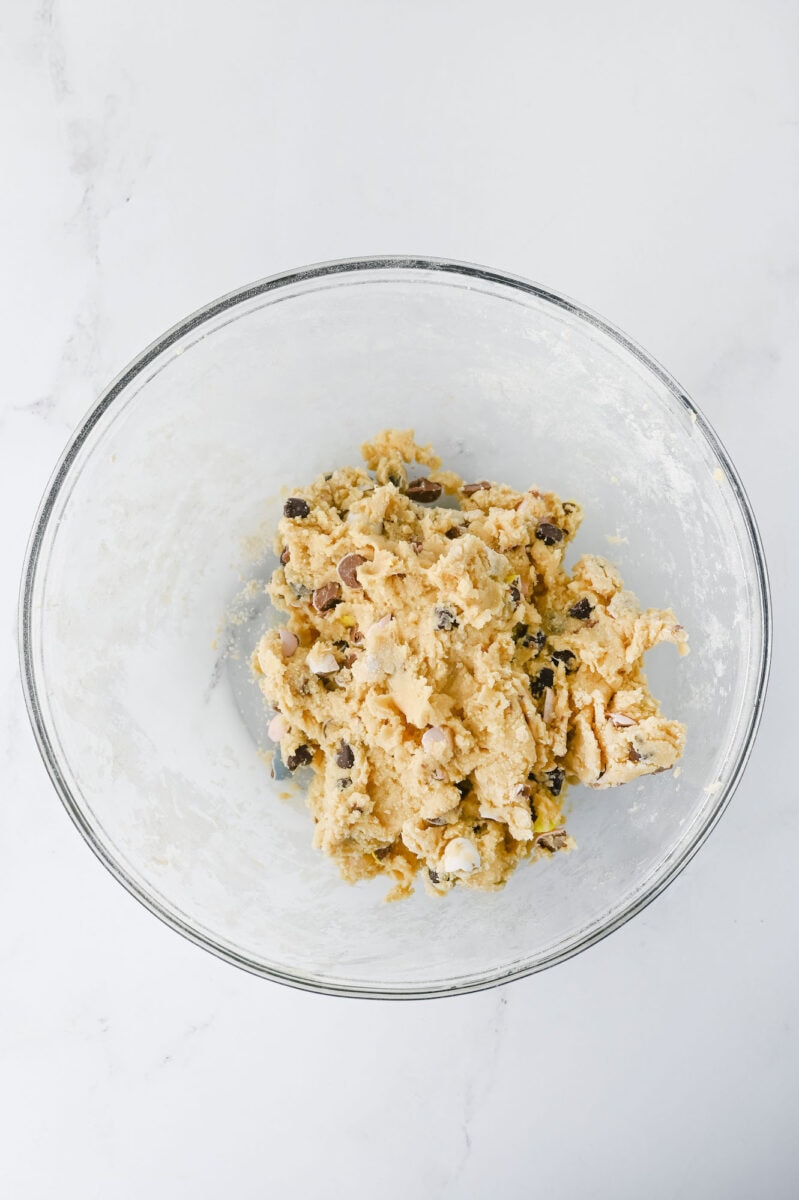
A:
[
  {"xmin": 462, "ymin": 481, "xmax": 491, "ymax": 495},
  {"xmin": 333, "ymin": 639, "xmax": 349, "ymax": 651},
  {"xmin": 568, "ymin": 598, "xmax": 594, "ymax": 620},
  {"xmin": 312, "ymin": 582, "xmax": 342, "ymax": 612},
  {"xmin": 336, "ymin": 740, "xmax": 355, "ymax": 769},
  {"xmin": 286, "ymin": 745, "xmax": 313, "ymax": 771},
  {"xmin": 455, "ymin": 779, "xmax": 472, "ymax": 798},
  {"xmin": 530, "ymin": 667, "xmax": 555, "ymax": 697},
  {"xmin": 537, "ymin": 830, "xmax": 569, "ymax": 852},
  {"xmin": 336, "ymin": 776, "xmax": 352, "ymax": 789},
  {"xmin": 544, "ymin": 767, "xmax": 565, "ymax": 797},
  {"xmin": 628, "ymin": 747, "xmax": 642, "ymax": 763},
  {"xmin": 551, "ymin": 649, "xmax": 577, "ymax": 673},
  {"xmin": 337, "ymin": 553, "xmax": 367, "ymax": 589},
  {"xmin": 514, "ymin": 624, "xmax": 545, "ymax": 651},
  {"xmin": 435, "ymin": 606, "xmax": 458, "ymax": 631},
  {"xmin": 535, "ymin": 521, "xmax": 564, "ymax": 546},
  {"xmin": 509, "ymin": 584, "xmax": 521, "ymax": 606},
  {"xmin": 428, "ymin": 868, "xmax": 441, "ymax": 884},
  {"xmin": 284, "ymin": 497, "xmax": 310, "ymax": 518},
  {"xmin": 445, "ymin": 526, "xmax": 465, "ymax": 540},
  {"xmin": 374, "ymin": 845, "xmax": 392, "ymax": 860},
  {"xmin": 404, "ymin": 477, "xmax": 443, "ymax": 504},
  {"xmin": 279, "ymin": 546, "xmax": 290, "ymax": 565}
]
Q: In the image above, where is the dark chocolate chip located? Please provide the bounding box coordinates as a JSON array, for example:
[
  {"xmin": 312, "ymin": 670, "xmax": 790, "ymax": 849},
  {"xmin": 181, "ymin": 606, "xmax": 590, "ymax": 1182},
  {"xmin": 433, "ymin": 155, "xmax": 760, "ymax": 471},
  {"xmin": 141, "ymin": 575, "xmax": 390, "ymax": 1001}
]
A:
[
  {"xmin": 283, "ymin": 497, "xmax": 310, "ymax": 518},
  {"xmin": 530, "ymin": 667, "xmax": 555, "ymax": 697},
  {"xmin": 312, "ymin": 582, "xmax": 342, "ymax": 612},
  {"xmin": 428, "ymin": 868, "xmax": 441, "ymax": 884},
  {"xmin": 279, "ymin": 546, "xmax": 290, "ymax": 565},
  {"xmin": 404, "ymin": 477, "xmax": 443, "ymax": 504},
  {"xmin": 544, "ymin": 767, "xmax": 565, "ymax": 797},
  {"xmin": 568, "ymin": 598, "xmax": 594, "ymax": 620},
  {"xmin": 551, "ymin": 649, "xmax": 577, "ymax": 673},
  {"xmin": 333, "ymin": 639, "xmax": 349, "ymax": 651},
  {"xmin": 445, "ymin": 526, "xmax": 465, "ymax": 540},
  {"xmin": 515, "ymin": 624, "xmax": 545, "ymax": 651},
  {"xmin": 435, "ymin": 606, "xmax": 458, "ymax": 631},
  {"xmin": 335, "ymin": 740, "xmax": 355, "ymax": 769},
  {"xmin": 374, "ymin": 845, "xmax": 392, "ymax": 860},
  {"xmin": 537, "ymin": 830, "xmax": 569, "ymax": 853},
  {"xmin": 462, "ymin": 481, "xmax": 491, "ymax": 496},
  {"xmin": 336, "ymin": 777, "xmax": 352, "ymax": 790},
  {"xmin": 509, "ymin": 584, "xmax": 521, "ymax": 606},
  {"xmin": 535, "ymin": 521, "xmax": 564, "ymax": 546},
  {"xmin": 286, "ymin": 745, "xmax": 313, "ymax": 772},
  {"xmin": 628, "ymin": 747, "xmax": 642, "ymax": 763}
]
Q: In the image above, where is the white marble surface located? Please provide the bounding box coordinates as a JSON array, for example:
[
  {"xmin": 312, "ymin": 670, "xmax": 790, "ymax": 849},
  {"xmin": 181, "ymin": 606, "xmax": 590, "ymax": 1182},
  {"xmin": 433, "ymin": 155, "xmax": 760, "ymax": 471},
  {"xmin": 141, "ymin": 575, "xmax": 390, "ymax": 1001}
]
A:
[{"xmin": 2, "ymin": 2, "xmax": 797, "ymax": 1196}]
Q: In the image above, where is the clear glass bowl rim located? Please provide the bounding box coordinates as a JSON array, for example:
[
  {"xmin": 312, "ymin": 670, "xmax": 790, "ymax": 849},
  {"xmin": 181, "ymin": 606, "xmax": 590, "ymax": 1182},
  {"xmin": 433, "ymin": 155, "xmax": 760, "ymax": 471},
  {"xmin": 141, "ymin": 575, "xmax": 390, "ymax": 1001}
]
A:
[{"xmin": 18, "ymin": 255, "xmax": 773, "ymax": 999}]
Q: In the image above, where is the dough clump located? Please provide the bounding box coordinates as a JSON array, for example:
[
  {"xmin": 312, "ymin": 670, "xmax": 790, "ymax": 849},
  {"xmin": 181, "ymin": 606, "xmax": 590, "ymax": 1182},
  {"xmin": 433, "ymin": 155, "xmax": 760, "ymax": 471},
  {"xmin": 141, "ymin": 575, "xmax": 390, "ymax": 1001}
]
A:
[{"xmin": 253, "ymin": 430, "xmax": 688, "ymax": 899}]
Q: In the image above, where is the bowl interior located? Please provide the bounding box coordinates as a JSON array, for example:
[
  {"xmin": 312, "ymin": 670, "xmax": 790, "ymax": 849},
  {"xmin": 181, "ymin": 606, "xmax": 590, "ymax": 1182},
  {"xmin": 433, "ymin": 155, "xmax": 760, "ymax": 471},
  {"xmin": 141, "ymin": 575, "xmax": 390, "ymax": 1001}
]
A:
[{"xmin": 23, "ymin": 262, "xmax": 767, "ymax": 995}]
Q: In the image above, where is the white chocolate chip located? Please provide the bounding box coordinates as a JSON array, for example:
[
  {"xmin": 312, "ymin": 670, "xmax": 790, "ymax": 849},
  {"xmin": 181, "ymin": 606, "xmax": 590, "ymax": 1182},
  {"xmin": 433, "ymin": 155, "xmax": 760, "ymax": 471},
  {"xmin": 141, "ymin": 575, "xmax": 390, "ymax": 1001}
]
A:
[
  {"xmin": 441, "ymin": 837, "xmax": 481, "ymax": 876},
  {"xmin": 306, "ymin": 644, "xmax": 339, "ymax": 675},
  {"xmin": 421, "ymin": 725, "xmax": 451, "ymax": 753},
  {"xmin": 608, "ymin": 712, "xmax": 636, "ymax": 727},
  {"xmin": 279, "ymin": 628, "xmax": 299, "ymax": 658},
  {"xmin": 267, "ymin": 714, "xmax": 289, "ymax": 741}
]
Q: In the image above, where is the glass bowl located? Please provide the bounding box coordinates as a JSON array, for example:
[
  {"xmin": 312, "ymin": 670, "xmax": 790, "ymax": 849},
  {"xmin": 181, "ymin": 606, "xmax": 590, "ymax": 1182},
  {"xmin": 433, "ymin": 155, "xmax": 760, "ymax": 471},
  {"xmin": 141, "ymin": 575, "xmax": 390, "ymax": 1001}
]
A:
[{"xmin": 19, "ymin": 258, "xmax": 770, "ymax": 998}]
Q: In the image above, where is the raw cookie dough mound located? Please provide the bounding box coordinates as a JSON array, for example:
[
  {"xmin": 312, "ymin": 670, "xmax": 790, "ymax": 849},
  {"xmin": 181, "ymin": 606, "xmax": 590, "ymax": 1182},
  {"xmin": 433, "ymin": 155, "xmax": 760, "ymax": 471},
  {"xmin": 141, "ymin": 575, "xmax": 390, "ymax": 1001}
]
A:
[{"xmin": 252, "ymin": 430, "xmax": 688, "ymax": 900}]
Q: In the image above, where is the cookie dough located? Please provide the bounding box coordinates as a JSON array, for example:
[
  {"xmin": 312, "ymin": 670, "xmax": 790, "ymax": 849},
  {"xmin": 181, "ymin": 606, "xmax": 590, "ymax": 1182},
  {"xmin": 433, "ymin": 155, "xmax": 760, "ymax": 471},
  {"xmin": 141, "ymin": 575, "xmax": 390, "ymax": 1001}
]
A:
[{"xmin": 252, "ymin": 430, "xmax": 688, "ymax": 900}]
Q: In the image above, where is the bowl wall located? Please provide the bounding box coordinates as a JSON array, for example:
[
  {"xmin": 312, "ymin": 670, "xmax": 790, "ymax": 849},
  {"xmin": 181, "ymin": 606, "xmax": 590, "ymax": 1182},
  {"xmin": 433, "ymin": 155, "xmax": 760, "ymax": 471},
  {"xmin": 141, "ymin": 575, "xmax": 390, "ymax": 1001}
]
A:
[{"xmin": 21, "ymin": 260, "xmax": 769, "ymax": 996}]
